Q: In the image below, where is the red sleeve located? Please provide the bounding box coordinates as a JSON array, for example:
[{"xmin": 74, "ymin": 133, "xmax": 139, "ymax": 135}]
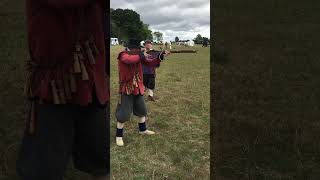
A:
[
  {"xmin": 43, "ymin": 0, "xmax": 97, "ymax": 8},
  {"xmin": 118, "ymin": 52, "xmax": 141, "ymax": 64}
]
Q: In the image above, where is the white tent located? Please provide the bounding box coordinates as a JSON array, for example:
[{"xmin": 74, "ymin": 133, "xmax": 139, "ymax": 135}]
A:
[
  {"xmin": 163, "ymin": 41, "xmax": 171, "ymax": 45},
  {"xmin": 111, "ymin": 38, "xmax": 119, "ymax": 45},
  {"xmin": 187, "ymin": 40, "xmax": 195, "ymax": 47},
  {"xmin": 140, "ymin": 41, "xmax": 145, "ymax": 47},
  {"xmin": 163, "ymin": 41, "xmax": 172, "ymax": 49}
]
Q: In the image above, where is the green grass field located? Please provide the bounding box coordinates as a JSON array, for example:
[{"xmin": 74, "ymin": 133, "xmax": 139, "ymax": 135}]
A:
[
  {"xmin": 0, "ymin": 1, "xmax": 28, "ymax": 179},
  {"xmin": 110, "ymin": 45, "xmax": 210, "ymax": 179},
  {"xmin": 213, "ymin": 0, "xmax": 320, "ymax": 179}
]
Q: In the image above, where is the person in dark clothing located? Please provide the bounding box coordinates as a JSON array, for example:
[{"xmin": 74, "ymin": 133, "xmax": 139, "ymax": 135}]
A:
[{"xmin": 142, "ymin": 40, "xmax": 161, "ymax": 101}]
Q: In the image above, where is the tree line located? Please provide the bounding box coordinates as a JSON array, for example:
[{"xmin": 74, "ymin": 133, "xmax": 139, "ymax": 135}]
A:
[
  {"xmin": 111, "ymin": 8, "xmax": 210, "ymax": 45},
  {"xmin": 111, "ymin": 8, "xmax": 152, "ymax": 42},
  {"xmin": 175, "ymin": 34, "xmax": 210, "ymax": 44}
]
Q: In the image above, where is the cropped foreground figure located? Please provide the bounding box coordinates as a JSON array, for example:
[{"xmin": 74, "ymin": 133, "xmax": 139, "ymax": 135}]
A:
[{"xmin": 17, "ymin": 1, "xmax": 109, "ymax": 179}]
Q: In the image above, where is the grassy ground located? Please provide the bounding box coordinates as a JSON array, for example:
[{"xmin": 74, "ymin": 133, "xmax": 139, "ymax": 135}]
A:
[
  {"xmin": 213, "ymin": 0, "xmax": 320, "ymax": 179},
  {"xmin": 110, "ymin": 45, "xmax": 210, "ymax": 179},
  {"xmin": 0, "ymin": 1, "xmax": 28, "ymax": 179}
]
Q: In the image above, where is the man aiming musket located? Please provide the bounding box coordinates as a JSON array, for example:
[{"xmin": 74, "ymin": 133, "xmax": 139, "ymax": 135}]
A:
[
  {"xmin": 115, "ymin": 39, "xmax": 170, "ymax": 146},
  {"xmin": 142, "ymin": 40, "xmax": 161, "ymax": 101},
  {"xmin": 142, "ymin": 41, "xmax": 197, "ymax": 101}
]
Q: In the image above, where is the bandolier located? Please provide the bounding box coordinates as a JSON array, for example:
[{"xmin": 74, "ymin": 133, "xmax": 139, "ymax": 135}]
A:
[
  {"xmin": 17, "ymin": 1, "xmax": 109, "ymax": 179},
  {"xmin": 24, "ymin": 4, "xmax": 107, "ymax": 134}
]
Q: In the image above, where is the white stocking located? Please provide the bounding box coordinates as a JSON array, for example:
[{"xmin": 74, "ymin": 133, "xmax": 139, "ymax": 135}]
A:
[
  {"xmin": 117, "ymin": 122, "xmax": 124, "ymax": 129},
  {"xmin": 138, "ymin": 116, "xmax": 146, "ymax": 123},
  {"xmin": 149, "ymin": 89, "xmax": 154, "ymax": 97}
]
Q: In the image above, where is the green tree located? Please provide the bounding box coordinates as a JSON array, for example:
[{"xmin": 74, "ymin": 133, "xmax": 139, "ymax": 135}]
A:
[
  {"xmin": 194, "ymin": 34, "xmax": 203, "ymax": 44},
  {"xmin": 110, "ymin": 11, "xmax": 120, "ymax": 37},
  {"xmin": 175, "ymin": 36, "xmax": 179, "ymax": 42},
  {"xmin": 110, "ymin": 8, "xmax": 152, "ymax": 41},
  {"xmin": 153, "ymin": 31, "xmax": 163, "ymax": 42},
  {"xmin": 203, "ymin": 37, "xmax": 209, "ymax": 44},
  {"xmin": 142, "ymin": 24, "xmax": 153, "ymax": 40}
]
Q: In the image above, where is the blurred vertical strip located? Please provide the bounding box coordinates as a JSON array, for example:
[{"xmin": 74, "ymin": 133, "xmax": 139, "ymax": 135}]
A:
[
  {"xmin": 102, "ymin": 1, "xmax": 109, "ymax": 76},
  {"xmin": 101, "ymin": 0, "xmax": 111, "ymax": 175}
]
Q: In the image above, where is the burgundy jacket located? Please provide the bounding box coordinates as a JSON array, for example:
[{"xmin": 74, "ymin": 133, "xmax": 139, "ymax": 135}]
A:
[
  {"xmin": 117, "ymin": 51, "xmax": 161, "ymax": 95},
  {"xmin": 25, "ymin": 0, "xmax": 108, "ymax": 105},
  {"xmin": 142, "ymin": 49, "xmax": 161, "ymax": 75}
]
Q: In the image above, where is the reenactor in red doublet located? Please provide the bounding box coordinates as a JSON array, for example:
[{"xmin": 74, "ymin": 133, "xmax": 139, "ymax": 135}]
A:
[
  {"xmin": 17, "ymin": 1, "xmax": 109, "ymax": 179},
  {"xmin": 115, "ymin": 39, "xmax": 169, "ymax": 146}
]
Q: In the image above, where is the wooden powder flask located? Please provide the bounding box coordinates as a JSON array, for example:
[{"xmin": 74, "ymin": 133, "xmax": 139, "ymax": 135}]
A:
[
  {"xmin": 89, "ymin": 35, "xmax": 99, "ymax": 56},
  {"xmin": 23, "ymin": 82, "xmax": 29, "ymax": 97},
  {"xmin": 69, "ymin": 71, "xmax": 77, "ymax": 93},
  {"xmin": 132, "ymin": 76, "xmax": 136, "ymax": 87},
  {"xmin": 137, "ymin": 74, "xmax": 141, "ymax": 81},
  {"xmin": 24, "ymin": 76, "xmax": 33, "ymax": 98},
  {"xmin": 23, "ymin": 71, "xmax": 31, "ymax": 97},
  {"xmin": 80, "ymin": 60, "xmax": 89, "ymax": 80},
  {"xmin": 133, "ymin": 75, "xmax": 138, "ymax": 87},
  {"xmin": 51, "ymin": 80, "xmax": 60, "ymax": 104},
  {"xmin": 76, "ymin": 42, "xmax": 81, "ymax": 51},
  {"xmin": 29, "ymin": 101, "xmax": 36, "ymax": 135},
  {"xmin": 84, "ymin": 41, "xmax": 95, "ymax": 64},
  {"xmin": 63, "ymin": 75, "xmax": 72, "ymax": 100},
  {"xmin": 136, "ymin": 73, "xmax": 141, "ymax": 84},
  {"xmin": 24, "ymin": 60, "xmax": 36, "ymax": 98},
  {"xmin": 73, "ymin": 52, "xmax": 81, "ymax": 73},
  {"xmin": 125, "ymin": 86, "xmax": 129, "ymax": 95},
  {"xmin": 78, "ymin": 52, "xmax": 84, "ymax": 60},
  {"xmin": 56, "ymin": 80, "xmax": 66, "ymax": 104},
  {"xmin": 118, "ymin": 94, "xmax": 122, "ymax": 105},
  {"xmin": 75, "ymin": 43, "xmax": 84, "ymax": 60},
  {"xmin": 129, "ymin": 85, "xmax": 133, "ymax": 93}
]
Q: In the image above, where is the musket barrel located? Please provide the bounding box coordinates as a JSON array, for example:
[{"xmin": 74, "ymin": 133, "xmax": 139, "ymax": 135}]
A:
[
  {"xmin": 143, "ymin": 49, "xmax": 198, "ymax": 59},
  {"xmin": 170, "ymin": 50, "xmax": 197, "ymax": 53}
]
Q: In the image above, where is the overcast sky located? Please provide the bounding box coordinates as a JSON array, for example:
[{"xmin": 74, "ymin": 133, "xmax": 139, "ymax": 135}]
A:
[{"xmin": 111, "ymin": 0, "xmax": 210, "ymax": 41}]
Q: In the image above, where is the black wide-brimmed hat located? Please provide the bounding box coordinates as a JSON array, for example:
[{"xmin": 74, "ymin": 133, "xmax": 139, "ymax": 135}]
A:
[
  {"xmin": 144, "ymin": 39, "xmax": 152, "ymax": 45},
  {"xmin": 126, "ymin": 39, "xmax": 143, "ymax": 49}
]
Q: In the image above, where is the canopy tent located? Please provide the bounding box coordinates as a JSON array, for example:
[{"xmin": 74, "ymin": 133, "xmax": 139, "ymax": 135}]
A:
[{"xmin": 111, "ymin": 38, "xmax": 119, "ymax": 45}]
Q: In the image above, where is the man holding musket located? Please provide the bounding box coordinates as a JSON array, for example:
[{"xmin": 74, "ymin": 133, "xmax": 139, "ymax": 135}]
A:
[
  {"xmin": 141, "ymin": 40, "xmax": 161, "ymax": 101},
  {"xmin": 115, "ymin": 39, "xmax": 169, "ymax": 146}
]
